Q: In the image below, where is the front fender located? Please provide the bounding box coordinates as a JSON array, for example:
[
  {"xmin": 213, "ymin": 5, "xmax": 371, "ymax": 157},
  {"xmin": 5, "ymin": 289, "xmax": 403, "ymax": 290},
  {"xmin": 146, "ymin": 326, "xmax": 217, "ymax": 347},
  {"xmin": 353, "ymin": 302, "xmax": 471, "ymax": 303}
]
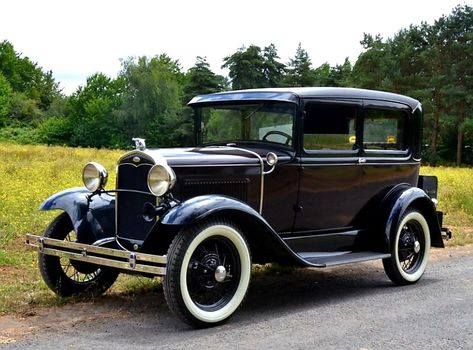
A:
[
  {"xmin": 160, "ymin": 195, "xmax": 260, "ymax": 226},
  {"xmin": 384, "ymin": 186, "xmax": 444, "ymax": 249},
  {"xmin": 40, "ymin": 187, "xmax": 115, "ymax": 243},
  {"xmin": 157, "ymin": 195, "xmax": 304, "ymax": 265}
]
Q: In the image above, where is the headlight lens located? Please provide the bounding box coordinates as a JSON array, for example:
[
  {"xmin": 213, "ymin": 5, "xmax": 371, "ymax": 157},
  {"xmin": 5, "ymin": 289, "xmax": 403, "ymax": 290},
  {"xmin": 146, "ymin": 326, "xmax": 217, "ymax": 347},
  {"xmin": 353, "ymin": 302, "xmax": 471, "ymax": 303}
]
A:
[
  {"xmin": 82, "ymin": 162, "xmax": 108, "ymax": 192},
  {"xmin": 147, "ymin": 164, "xmax": 176, "ymax": 196}
]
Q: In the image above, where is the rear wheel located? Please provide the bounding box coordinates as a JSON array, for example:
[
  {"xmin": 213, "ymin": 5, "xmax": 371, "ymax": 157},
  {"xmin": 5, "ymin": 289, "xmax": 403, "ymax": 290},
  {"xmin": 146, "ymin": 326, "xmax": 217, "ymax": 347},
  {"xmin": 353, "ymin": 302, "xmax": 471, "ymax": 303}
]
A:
[
  {"xmin": 164, "ymin": 219, "xmax": 251, "ymax": 328},
  {"xmin": 383, "ymin": 210, "xmax": 431, "ymax": 285},
  {"xmin": 38, "ymin": 212, "xmax": 119, "ymax": 297}
]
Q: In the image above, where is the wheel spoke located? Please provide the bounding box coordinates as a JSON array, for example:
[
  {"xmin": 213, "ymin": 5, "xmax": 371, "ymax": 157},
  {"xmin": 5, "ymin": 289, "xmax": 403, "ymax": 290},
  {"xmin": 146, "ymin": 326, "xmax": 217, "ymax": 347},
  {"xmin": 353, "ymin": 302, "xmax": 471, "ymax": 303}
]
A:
[
  {"xmin": 63, "ymin": 263, "xmax": 71, "ymax": 276},
  {"xmin": 215, "ymin": 243, "xmax": 219, "ymax": 258},
  {"xmin": 396, "ymin": 217, "xmax": 427, "ymax": 274},
  {"xmin": 187, "ymin": 235, "xmax": 241, "ymax": 310},
  {"xmin": 59, "ymin": 258, "xmax": 102, "ymax": 283}
]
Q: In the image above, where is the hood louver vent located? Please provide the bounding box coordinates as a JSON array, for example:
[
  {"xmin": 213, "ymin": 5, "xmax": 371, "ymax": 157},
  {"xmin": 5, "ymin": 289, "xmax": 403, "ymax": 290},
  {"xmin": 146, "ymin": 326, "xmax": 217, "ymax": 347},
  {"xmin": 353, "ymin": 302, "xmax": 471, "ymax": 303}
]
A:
[{"xmin": 180, "ymin": 178, "xmax": 249, "ymax": 202}]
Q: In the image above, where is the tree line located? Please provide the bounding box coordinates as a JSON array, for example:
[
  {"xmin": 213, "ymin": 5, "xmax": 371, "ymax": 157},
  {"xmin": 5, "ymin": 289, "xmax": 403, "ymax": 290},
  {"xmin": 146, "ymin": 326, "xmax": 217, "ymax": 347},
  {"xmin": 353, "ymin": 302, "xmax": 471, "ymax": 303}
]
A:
[{"xmin": 0, "ymin": 4, "xmax": 471, "ymax": 165}]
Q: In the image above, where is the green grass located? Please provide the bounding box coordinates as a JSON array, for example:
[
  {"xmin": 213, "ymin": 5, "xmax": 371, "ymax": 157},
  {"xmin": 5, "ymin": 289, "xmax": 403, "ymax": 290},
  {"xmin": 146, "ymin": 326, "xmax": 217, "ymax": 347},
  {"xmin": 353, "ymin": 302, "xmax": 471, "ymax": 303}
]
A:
[{"xmin": 0, "ymin": 143, "xmax": 472, "ymax": 314}]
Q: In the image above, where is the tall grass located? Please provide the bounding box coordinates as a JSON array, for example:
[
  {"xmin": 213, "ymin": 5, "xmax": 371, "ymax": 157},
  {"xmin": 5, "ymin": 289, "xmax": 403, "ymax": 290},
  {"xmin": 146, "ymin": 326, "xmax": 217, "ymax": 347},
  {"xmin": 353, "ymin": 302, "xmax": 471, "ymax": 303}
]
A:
[
  {"xmin": 421, "ymin": 167, "xmax": 473, "ymax": 245},
  {"xmin": 0, "ymin": 143, "xmax": 122, "ymax": 243},
  {"xmin": 0, "ymin": 143, "xmax": 123, "ymax": 313}
]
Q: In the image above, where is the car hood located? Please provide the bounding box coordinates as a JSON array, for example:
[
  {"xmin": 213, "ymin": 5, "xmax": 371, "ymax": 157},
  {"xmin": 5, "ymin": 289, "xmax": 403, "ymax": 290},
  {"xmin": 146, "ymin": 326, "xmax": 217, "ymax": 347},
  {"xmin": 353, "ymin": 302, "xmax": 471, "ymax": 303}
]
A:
[{"xmin": 143, "ymin": 147, "xmax": 268, "ymax": 167}]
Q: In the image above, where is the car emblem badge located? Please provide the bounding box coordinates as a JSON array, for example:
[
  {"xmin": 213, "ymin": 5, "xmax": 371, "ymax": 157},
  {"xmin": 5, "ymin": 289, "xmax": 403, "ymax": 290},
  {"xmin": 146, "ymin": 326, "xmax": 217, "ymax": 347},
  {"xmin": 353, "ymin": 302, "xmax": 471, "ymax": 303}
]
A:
[{"xmin": 133, "ymin": 156, "xmax": 140, "ymax": 163}]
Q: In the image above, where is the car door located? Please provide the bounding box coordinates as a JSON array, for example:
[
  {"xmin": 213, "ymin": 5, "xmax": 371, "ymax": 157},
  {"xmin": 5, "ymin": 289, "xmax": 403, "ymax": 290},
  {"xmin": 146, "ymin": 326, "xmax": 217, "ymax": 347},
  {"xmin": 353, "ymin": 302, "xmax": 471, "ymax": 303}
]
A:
[
  {"xmin": 355, "ymin": 100, "xmax": 419, "ymax": 220},
  {"xmin": 294, "ymin": 100, "xmax": 365, "ymax": 233}
]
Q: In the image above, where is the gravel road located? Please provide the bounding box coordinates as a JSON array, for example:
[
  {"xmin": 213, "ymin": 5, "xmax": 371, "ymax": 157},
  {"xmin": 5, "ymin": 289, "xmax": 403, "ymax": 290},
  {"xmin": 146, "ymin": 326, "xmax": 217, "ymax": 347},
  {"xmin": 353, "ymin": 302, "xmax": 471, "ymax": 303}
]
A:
[{"xmin": 1, "ymin": 245, "xmax": 472, "ymax": 349}]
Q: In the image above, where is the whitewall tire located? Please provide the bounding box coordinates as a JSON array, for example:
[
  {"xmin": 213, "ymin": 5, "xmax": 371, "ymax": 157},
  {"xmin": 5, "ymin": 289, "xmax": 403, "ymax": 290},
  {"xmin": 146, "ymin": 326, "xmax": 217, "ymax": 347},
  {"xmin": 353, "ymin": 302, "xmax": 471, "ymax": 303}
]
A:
[
  {"xmin": 164, "ymin": 219, "xmax": 251, "ymax": 328},
  {"xmin": 383, "ymin": 210, "xmax": 431, "ymax": 285}
]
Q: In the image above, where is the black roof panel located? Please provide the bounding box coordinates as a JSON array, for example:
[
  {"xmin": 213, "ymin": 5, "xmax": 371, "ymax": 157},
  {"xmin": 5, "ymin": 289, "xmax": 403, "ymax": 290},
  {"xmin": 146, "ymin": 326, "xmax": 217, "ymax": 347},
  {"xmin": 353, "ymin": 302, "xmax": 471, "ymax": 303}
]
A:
[{"xmin": 188, "ymin": 87, "xmax": 421, "ymax": 110}]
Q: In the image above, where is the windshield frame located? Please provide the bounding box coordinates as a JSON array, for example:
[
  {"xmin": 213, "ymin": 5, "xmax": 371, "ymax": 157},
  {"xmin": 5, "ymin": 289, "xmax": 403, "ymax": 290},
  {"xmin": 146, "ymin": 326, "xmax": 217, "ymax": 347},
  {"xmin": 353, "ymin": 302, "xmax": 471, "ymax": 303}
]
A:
[{"xmin": 193, "ymin": 101, "xmax": 297, "ymax": 149}]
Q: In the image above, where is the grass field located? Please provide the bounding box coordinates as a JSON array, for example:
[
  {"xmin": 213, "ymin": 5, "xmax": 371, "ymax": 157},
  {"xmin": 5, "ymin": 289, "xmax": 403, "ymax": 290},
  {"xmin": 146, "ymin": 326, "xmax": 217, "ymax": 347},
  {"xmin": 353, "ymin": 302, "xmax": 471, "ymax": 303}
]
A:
[{"xmin": 0, "ymin": 143, "xmax": 472, "ymax": 314}]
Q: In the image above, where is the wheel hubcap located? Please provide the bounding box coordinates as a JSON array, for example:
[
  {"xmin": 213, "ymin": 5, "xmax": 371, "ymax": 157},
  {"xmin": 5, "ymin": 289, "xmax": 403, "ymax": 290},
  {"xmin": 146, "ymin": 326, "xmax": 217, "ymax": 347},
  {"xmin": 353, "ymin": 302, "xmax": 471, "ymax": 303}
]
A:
[
  {"xmin": 414, "ymin": 240, "xmax": 421, "ymax": 254},
  {"xmin": 214, "ymin": 265, "xmax": 227, "ymax": 282}
]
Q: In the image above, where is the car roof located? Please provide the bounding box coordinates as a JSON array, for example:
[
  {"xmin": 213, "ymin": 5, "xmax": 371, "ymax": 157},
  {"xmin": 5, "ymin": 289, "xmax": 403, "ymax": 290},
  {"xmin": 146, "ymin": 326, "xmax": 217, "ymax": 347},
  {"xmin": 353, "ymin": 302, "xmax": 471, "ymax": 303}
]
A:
[{"xmin": 188, "ymin": 87, "xmax": 421, "ymax": 111}]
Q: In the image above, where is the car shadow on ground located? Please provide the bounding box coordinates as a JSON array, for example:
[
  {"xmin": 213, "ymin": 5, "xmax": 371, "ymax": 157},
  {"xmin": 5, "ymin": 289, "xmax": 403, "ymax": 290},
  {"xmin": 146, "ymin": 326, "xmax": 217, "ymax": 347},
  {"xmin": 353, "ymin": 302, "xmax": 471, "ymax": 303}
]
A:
[{"xmin": 82, "ymin": 262, "xmax": 441, "ymax": 333}]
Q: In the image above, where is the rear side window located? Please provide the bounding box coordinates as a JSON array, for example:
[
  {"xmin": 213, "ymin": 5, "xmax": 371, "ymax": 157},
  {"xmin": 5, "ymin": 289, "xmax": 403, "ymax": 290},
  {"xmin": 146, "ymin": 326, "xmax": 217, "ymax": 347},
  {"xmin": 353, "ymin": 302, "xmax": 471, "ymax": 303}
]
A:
[
  {"xmin": 363, "ymin": 108, "xmax": 407, "ymax": 151},
  {"xmin": 303, "ymin": 103, "xmax": 357, "ymax": 151}
]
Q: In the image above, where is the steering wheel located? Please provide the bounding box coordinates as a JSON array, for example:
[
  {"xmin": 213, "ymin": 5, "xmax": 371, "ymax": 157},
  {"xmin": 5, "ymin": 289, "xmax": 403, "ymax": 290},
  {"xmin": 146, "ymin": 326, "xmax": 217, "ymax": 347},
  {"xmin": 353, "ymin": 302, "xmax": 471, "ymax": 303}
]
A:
[{"xmin": 262, "ymin": 130, "xmax": 292, "ymax": 145}]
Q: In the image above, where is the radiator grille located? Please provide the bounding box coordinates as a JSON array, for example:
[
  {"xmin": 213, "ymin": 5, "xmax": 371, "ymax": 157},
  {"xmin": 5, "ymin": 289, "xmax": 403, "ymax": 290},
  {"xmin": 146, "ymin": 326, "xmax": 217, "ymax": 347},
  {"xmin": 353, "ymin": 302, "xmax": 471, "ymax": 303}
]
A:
[{"xmin": 116, "ymin": 163, "xmax": 155, "ymax": 241}]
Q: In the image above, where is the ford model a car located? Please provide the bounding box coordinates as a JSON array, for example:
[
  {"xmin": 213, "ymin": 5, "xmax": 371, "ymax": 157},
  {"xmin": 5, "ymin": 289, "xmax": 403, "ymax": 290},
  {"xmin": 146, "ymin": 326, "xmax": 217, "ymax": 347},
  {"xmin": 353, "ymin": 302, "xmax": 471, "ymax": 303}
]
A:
[{"xmin": 26, "ymin": 87, "xmax": 450, "ymax": 328}]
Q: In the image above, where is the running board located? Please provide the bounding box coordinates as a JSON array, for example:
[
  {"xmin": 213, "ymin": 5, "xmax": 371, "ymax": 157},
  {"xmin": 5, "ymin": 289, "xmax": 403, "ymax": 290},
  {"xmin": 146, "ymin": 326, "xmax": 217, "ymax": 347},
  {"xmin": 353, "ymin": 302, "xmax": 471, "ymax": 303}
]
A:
[{"xmin": 297, "ymin": 251, "xmax": 391, "ymax": 268}]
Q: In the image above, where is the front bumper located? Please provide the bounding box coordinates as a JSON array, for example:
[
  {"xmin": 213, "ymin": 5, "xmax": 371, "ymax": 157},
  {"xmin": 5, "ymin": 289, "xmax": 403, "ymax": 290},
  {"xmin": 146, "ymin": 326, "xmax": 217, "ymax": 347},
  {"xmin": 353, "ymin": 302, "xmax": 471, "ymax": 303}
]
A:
[{"xmin": 25, "ymin": 234, "xmax": 166, "ymax": 276}]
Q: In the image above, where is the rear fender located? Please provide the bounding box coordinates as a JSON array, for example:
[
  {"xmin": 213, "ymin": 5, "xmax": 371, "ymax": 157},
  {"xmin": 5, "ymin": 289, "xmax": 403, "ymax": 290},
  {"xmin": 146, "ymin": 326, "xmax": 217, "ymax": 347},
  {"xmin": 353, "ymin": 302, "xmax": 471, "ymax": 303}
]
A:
[
  {"xmin": 383, "ymin": 186, "xmax": 444, "ymax": 250},
  {"xmin": 40, "ymin": 187, "xmax": 115, "ymax": 243},
  {"xmin": 155, "ymin": 195, "xmax": 303, "ymax": 265}
]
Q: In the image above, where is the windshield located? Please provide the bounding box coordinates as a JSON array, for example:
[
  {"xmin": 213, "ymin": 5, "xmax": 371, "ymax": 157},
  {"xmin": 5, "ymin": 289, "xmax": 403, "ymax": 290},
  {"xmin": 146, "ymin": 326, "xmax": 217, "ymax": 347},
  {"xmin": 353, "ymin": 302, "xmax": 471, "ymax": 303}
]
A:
[{"xmin": 195, "ymin": 102, "xmax": 296, "ymax": 147}]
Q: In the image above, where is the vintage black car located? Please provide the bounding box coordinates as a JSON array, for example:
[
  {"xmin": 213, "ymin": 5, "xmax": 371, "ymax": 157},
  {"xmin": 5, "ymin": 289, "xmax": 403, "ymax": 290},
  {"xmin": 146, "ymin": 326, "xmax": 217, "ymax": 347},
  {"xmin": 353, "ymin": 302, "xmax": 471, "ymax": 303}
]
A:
[{"xmin": 26, "ymin": 87, "xmax": 450, "ymax": 328}]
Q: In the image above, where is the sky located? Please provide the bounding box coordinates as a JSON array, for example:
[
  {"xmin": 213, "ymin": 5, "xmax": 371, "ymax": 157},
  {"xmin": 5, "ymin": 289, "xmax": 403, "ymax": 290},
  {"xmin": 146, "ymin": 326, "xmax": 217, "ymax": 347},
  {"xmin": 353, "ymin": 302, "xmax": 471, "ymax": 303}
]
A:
[{"xmin": 1, "ymin": 0, "xmax": 470, "ymax": 95}]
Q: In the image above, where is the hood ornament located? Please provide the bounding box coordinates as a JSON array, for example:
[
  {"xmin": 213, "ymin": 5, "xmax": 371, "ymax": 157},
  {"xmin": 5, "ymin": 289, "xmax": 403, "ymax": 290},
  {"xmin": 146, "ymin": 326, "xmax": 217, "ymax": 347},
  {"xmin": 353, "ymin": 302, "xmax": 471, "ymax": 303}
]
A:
[{"xmin": 132, "ymin": 138, "xmax": 146, "ymax": 151}]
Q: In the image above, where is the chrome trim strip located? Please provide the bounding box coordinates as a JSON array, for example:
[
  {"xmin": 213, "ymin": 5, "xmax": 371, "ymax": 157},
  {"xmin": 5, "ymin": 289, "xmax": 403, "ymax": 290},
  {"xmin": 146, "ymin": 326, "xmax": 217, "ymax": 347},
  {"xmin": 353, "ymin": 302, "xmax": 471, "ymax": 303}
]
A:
[
  {"xmin": 105, "ymin": 189, "xmax": 153, "ymax": 196},
  {"xmin": 171, "ymin": 163, "xmax": 259, "ymax": 168},
  {"xmin": 117, "ymin": 162, "xmax": 154, "ymax": 168},
  {"xmin": 412, "ymin": 102, "xmax": 422, "ymax": 113},
  {"xmin": 92, "ymin": 237, "xmax": 116, "ymax": 246},
  {"xmin": 301, "ymin": 162, "xmax": 419, "ymax": 167},
  {"xmin": 360, "ymin": 161, "xmax": 419, "ymax": 166},
  {"xmin": 212, "ymin": 146, "xmax": 265, "ymax": 214},
  {"xmin": 25, "ymin": 234, "xmax": 166, "ymax": 276},
  {"xmin": 117, "ymin": 150, "xmax": 156, "ymax": 165}
]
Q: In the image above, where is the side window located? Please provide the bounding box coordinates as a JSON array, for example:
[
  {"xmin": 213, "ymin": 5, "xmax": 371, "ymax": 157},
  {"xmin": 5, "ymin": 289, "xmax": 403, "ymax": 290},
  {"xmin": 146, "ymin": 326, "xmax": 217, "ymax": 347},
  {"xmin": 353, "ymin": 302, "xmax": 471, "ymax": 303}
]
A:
[
  {"xmin": 363, "ymin": 108, "xmax": 407, "ymax": 151},
  {"xmin": 303, "ymin": 103, "xmax": 357, "ymax": 151}
]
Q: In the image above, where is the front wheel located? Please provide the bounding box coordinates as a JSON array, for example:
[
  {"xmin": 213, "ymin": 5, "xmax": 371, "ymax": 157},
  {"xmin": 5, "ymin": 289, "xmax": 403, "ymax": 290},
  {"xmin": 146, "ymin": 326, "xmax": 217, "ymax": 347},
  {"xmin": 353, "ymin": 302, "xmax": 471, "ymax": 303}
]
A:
[
  {"xmin": 38, "ymin": 212, "xmax": 119, "ymax": 297},
  {"xmin": 164, "ymin": 219, "xmax": 251, "ymax": 328},
  {"xmin": 383, "ymin": 209, "xmax": 431, "ymax": 285}
]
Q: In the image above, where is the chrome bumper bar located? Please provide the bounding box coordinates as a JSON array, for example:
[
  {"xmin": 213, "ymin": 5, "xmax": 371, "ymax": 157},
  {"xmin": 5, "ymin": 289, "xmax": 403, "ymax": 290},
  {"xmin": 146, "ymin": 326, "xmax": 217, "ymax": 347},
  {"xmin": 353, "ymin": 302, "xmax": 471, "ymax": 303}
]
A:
[{"xmin": 25, "ymin": 234, "xmax": 166, "ymax": 276}]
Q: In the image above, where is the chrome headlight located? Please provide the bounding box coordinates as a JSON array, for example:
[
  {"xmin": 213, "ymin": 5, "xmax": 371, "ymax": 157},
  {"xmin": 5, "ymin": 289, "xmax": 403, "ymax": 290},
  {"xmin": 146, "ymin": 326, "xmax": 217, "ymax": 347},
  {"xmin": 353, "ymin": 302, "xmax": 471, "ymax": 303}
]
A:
[
  {"xmin": 147, "ymin": 164, "xmax": 176, "ymax": 197},
  {"xmin": 82, "ymin": 162, "xmax": 108, "ymax": 192}
]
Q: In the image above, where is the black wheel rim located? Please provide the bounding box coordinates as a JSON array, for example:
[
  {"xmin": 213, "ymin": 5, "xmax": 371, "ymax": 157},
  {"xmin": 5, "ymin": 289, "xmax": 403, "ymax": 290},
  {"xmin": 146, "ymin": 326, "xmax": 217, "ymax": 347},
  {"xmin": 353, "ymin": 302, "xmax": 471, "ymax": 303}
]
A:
[
  {"xmin": 187, "ymin": 236, "xmax": 241, "ymax": 311},
  {"xmin": 60, "ymin": 230, "xmax": 102, "ymax": 283},
  {"xmin": 398, "ymin": 219, "xmax": 425, "ymax": 273}
]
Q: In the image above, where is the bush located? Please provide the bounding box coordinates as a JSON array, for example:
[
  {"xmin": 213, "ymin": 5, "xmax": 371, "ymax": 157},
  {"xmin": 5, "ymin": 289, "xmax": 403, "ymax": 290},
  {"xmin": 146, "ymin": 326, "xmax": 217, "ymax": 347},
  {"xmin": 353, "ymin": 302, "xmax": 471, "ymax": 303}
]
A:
[
  {"xmin": 37, "ymin": 116, "xmax": 73, "ymax": 145},
  {"xmin": 0, "ymin": 126, "xmax": 41, "ymax": 144}
]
